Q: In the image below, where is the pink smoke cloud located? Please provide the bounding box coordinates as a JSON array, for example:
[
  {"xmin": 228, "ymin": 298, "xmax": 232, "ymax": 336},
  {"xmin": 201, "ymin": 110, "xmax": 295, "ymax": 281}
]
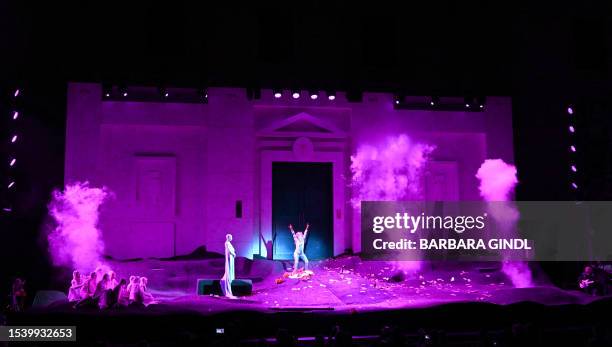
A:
[
  {"xmin": 475, "ymin": 159, "xmax": 533, "ymax": 288},
  {"xmin": 475, "ymin": 159, "xmax": 518, "ymax": 201},
  {"xmin": 47, "ymin": 182, "xmax": 111, "ymax": 273},
  {"xmin": 350, "ymin": 134, "xmax": 435, "ymax": 208}
]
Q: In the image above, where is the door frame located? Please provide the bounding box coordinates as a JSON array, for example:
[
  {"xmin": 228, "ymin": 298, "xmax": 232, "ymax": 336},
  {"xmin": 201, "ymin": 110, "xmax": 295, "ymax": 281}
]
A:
[{"xmin": 259, "ymin": 150, "xmax": 346, "ymax": 258}]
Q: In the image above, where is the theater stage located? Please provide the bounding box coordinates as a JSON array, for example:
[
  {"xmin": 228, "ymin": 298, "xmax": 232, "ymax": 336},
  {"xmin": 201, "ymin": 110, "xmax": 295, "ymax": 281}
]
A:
[{"xmin": 6, "ymin": 256, "xmax": 610, "ymax": 345}]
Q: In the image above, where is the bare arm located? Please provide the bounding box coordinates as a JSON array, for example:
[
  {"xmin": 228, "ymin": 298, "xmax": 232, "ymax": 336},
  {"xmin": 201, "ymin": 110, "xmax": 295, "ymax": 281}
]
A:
[
  {"xmin": 304, "ymin": 223, "xmax": 310, "ymax": 238},
  {"xmin": 289, "ymin": 224, "xmax": 296, "ymax": 237}
]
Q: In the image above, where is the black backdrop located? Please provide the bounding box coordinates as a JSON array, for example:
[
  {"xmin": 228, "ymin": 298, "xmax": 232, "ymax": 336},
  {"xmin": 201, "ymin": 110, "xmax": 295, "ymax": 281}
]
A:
[{"xmin": 272, "ymin": 162, "xmax": 333, "ymax": 260}]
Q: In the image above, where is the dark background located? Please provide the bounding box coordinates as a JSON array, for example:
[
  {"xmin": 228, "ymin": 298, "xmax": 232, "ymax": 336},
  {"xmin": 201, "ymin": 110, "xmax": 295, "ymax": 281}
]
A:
[
  {"xmin": 0, "ymin": 1, "xmax": 611, "ymax": 294},
  {"xmin": 272, "ymin": 162, "xmax": 333, "ymax": 260}
]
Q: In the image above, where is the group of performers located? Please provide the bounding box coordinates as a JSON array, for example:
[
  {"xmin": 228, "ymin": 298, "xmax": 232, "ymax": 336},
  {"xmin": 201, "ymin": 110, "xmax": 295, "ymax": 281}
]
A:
[
  {"xmin": 220, "ymin": 223, "xmax": 312, "ymax": 298},
  {"xmin": 68, "ymin": 267, "xmax": 155, "ymax": 309}
]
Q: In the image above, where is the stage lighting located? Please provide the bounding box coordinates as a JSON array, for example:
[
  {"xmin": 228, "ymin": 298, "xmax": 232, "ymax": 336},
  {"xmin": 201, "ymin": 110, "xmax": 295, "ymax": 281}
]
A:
[
  {"xmin": 13, "ymin": 111, "xmax": 18, "ymax": 120},
  {"xmin": 159, "ymin": 87, "xmax": 170, "ymax": 99},
  {"xmin": 570, "ymin": 145, "xmax": 576, "ymax": 152},
  {"xmin": 119, "ymin": 86, "xmax": 128, "ymax": 97},
  {"xmin": 571, "ymin": 182, "xmax": 578, "ymax": 189},
  {"xmin": 430, "ymin": 96, "xmax": 439, "ymax": 106},
  {"xmin": 393, "ymin": 94, "xmax": 403, "ymax": 106},
  {"xmin": 567, "ymin": 106, "xmax": 574, "ymax": 115},
  {"xmin": 327, "ymin": 91, "xmax": 336, "ymax": 101},
  {"xmin": 159, "ymin": 86, "xmax": 169, "ymax": 99},
  {"xmin": 102, "ymin": 85, "xmax": 112, "ymax": 98},
  {"xmin": 9, "ymin": 158, "xmax": 15, "ymax": 167},
  {"xmin": 10, "ymin": 135, "xmax": 17, "ymax": 143},
  {"xmin": 464, "ymin": 97, "xmax": 473, "ymax": 108},
  {"xmin": 292, "ymin": 90, "xmax": 300, "ymax": 99},
  {"xmin": 571, "ymin": 165, "xmax": 577, "ymax": 172},
  {"xmin": 476, "ymin": 96, "xmax": 486, "ymax": 109},
  {"xmin": 14, "ymin": 89, "xmax": 20, "ymax": 98},
  {"xmin": 569, "ymin": 125, "xmax": 575, "ymax": 133},
  {"xmin": 273, "ymin": 89, "xmax": 282, "ymax": 98},
  {"xmin": 8, "ymin": 181, "xmax": 15, "ymax": 189},
  {"xmin": 198, "ymin": 88, "xmax": 208, "ymax": 101},
  {"xmin": 309, "ymin": 90, "xmax": 318, "ymax": 100}
]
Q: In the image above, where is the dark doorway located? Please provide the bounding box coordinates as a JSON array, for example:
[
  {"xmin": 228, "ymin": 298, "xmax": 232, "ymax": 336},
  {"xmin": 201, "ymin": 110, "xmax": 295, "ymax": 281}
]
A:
[{"xmin": 272, "ymin": 162, "xmax": 333, "ymax": 260}]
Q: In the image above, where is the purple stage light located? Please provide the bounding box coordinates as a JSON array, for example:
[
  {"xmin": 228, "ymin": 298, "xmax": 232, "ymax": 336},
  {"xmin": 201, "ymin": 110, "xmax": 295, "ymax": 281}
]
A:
[
  {"xmin": 2, "ymin": 207, "xmax": 11, "ymax": 212},
  {"xmin": 571, "ymin": 182, "xmax": 578, "ymax": 189},
  {"xmin": 123, "ymin": 92, "xmax": 128, "ymax": 97},
  {"xmin": 274, "ymin": 91, "xmax": 282, "ymax": 98},
  {"xmin": 310, "ymin": 93, "xmax": 318, "ymax": 100},
  {"xmin": 567, "ymin": 106, "xmax": 573, "ymax": 115},
  {"xmin": 430, "ymin": 101, "xmax": 435, "ymax": 106},
  {"xmin": 9, "ymin": 158, "xmax": 16, "ymax": 167},
  {"xmin": 395, "ymin": 100, "xmax": 400, "ymax": 105},
  {"xmin": 164, "ymin": 92, "xmax": 169, "ymax": 98},
  {"xmin": 328, "ymin": 95, "xmax": 335, "ymax": 100},
  {"xmin": 571, "ymin": 165, "xmax": 577, "ymax": 172},
  {"xmin": 13, "ymin": 111, "xmax": 18, "ymax": 120},
  {"xmin": 14, "ymin": 89, "xmax": 20, "ymax": 97},
  {"xmin": 570, "ymin": 145, "xmax": 576, "ymax": 152},
  {"xmin": 479, "ymin": 104, "xmax": 484, "ymax": 109},
  {"xmin": 105, "ymin": 93, "xmax": 110, "ymax": 97},
  {"xmin": 8, "ymin": 181, "xmax": 15, "ymax": 189},
  {"xmin": 10, "ymin": 135, "xmax": 17, "ymax": 143},
  {"xmin": 465, "ymin": 103, "xmax": 470, "ymax": 108},
  {"xmin": 292, "ymin": 92, "xmax": 300, "ymax": 99},
  {"xmin": 569, "ymin": 126, "xmax": 575, "ymax": 133}
]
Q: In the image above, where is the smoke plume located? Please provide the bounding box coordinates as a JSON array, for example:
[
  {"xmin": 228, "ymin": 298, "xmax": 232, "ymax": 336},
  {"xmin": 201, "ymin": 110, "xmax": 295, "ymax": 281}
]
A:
[
  {"xmin": 47, "ymin": 182, "xmax": 110, "ymax": 273},
  {"xmin": 475, "ymin": 159, "xmax": 533, "ymax": 288},
  {"xmin": 350, "ymin": 134, "xmax": 435, "ymax": 208}
]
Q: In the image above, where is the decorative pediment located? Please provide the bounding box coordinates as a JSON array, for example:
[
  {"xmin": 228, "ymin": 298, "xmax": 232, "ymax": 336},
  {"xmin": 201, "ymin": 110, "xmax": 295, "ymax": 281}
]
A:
[{"xmin": 257, "ymin": 112, "xmax": 346, "ymax": 138}]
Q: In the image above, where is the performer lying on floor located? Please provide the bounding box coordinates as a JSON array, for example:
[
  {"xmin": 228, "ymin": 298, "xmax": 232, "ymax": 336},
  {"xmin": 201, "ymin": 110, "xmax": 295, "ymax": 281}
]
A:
[{"xmin": 289, "ymin": 223, "xmax": 310, "ymax": 274}]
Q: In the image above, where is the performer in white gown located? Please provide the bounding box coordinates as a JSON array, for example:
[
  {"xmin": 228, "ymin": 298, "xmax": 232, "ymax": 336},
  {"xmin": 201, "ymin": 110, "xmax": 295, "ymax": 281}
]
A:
[
  {"xmin": 68, "ymin": 270, "xmax": 84, "ymax": 302},
  {"xmin": 221, "ymin": 233, "xmax": 236, "ymax": 297},
  {"xmin": 289, "ymin": 223, "xmax": 310, "ymax": 273}
]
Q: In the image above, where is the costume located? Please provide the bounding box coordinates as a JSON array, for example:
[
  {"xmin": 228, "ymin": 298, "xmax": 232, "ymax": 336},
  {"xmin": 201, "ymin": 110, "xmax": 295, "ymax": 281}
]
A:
[
  {"xmin": 221, "ymin": 234, "xmax": 236, "ymax": 297},
  {"xmin": 290, "ymin": 224, "xmax": 310, "ymax": 273}
]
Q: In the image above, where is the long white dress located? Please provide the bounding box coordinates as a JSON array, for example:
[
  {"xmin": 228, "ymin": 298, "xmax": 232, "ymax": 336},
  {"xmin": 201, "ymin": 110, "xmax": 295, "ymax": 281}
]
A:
[{"xmin": 221, "ymin": 240, "xmax": 236, "ymax": 297}]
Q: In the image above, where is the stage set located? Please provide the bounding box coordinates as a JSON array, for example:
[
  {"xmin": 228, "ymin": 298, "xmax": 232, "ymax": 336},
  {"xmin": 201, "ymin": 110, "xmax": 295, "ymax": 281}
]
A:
[{"xmin": 8, "ymin": 83, "xmax": 611, "ymax": 344}]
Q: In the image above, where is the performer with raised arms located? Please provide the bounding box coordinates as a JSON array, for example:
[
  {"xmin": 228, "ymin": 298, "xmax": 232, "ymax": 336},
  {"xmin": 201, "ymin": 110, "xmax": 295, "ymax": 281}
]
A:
[{"xmin": 289, "ymin": 223, "xmax": 310, "ymax": 274}]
